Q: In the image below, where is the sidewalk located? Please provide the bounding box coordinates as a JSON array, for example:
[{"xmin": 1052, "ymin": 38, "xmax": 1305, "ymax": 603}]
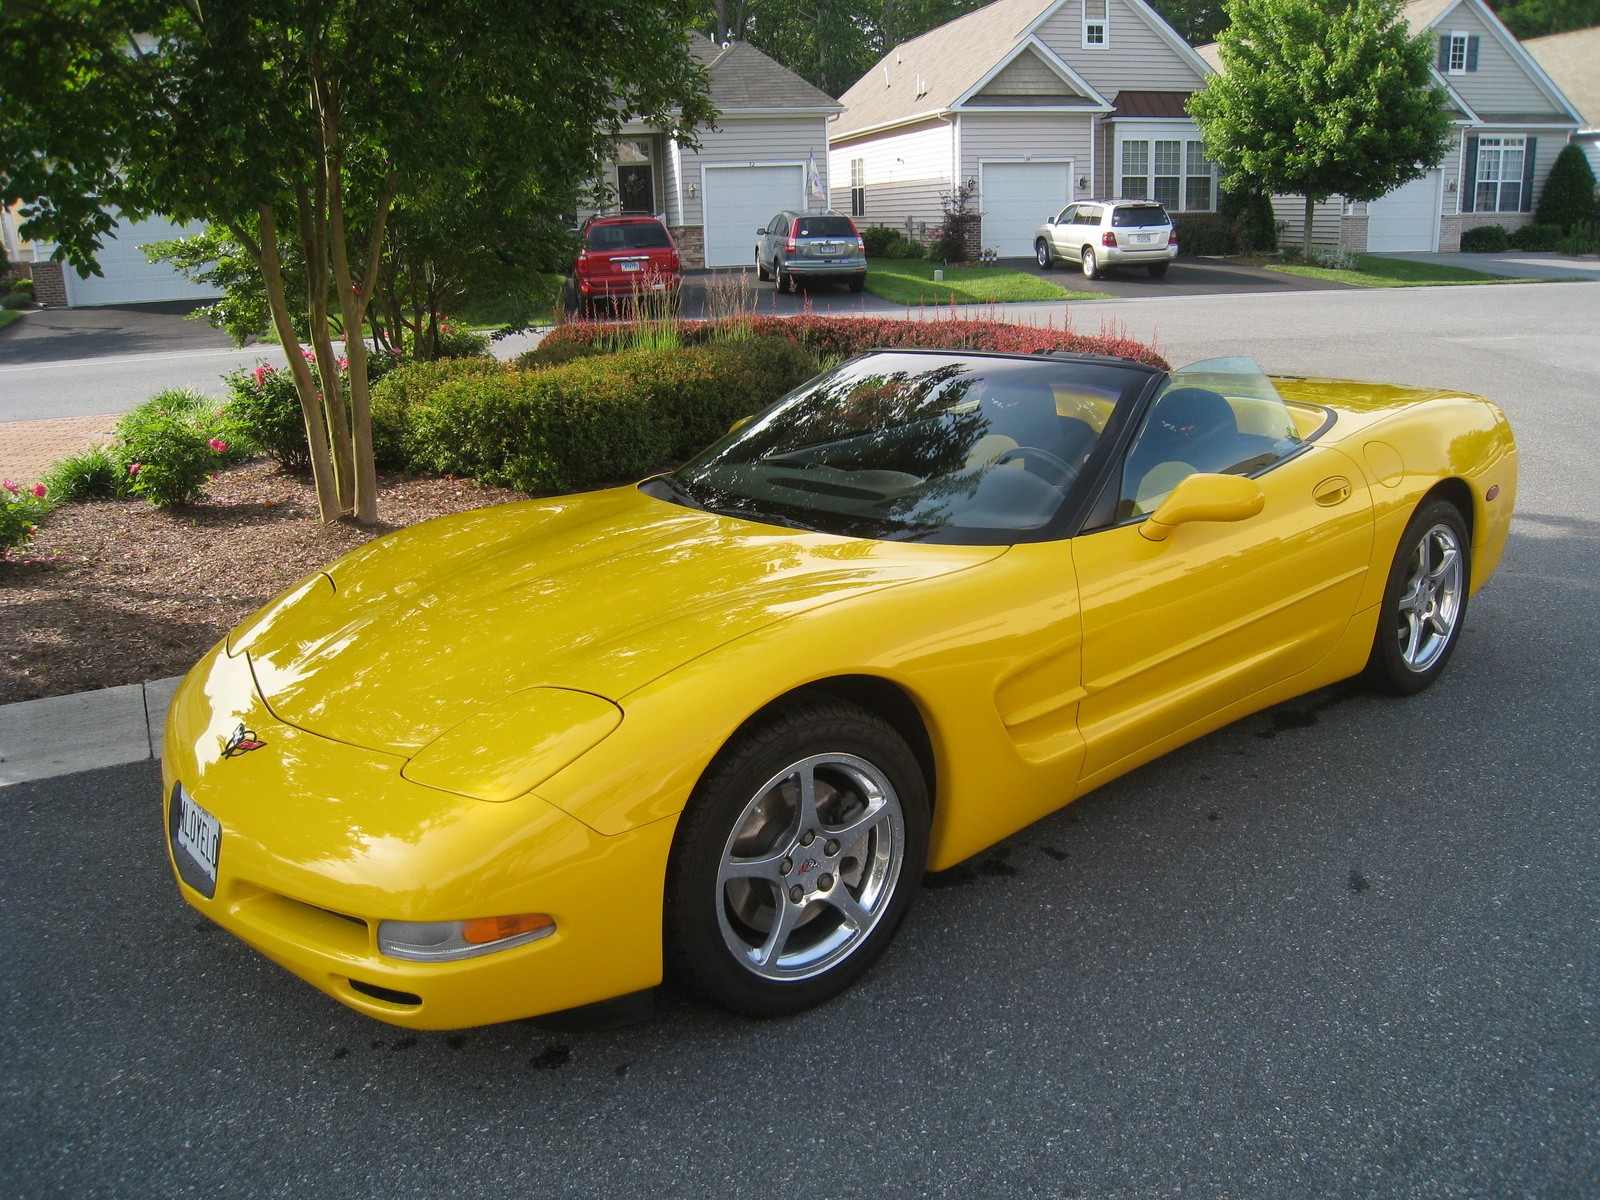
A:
[
  {"xmin": 0, "ymin": 675, "xmax": 180, "ymax": 785},
  {"xmin": 0, "ymin": 412, "xmax": 119, "ymax": 485}
]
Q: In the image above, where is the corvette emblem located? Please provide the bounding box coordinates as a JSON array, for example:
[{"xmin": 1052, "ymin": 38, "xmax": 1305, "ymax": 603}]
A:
[{"xmin": 222, "ymin": 723, "xmax": 267, "ymax": 758}]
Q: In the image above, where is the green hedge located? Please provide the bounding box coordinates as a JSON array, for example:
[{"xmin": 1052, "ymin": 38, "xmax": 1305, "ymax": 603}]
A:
[
  {"xmin": 1507, "ymin": 223, "xmax": 1562, "ymax": 252},
  {"xmin": 1173, "ymin": 213, "xmax": 1235, "ymax": 256},
  {"xmin": 370, "ymin": 357, "xmax": 505, "ymax": 469},
  {"xmin": 1460, "ymin": 224, "xmax": 1510, "ymax": 252},
  {"xmin": 530, "ymin": 313, "xmax": 1170, "ymax": 370},
  {"xmin": 401, "ymin": 337, "xmax": 819, "ymax": 494}
]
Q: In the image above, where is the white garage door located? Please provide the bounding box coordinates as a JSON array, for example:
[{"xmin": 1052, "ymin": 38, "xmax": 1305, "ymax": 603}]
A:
[
  {"xmin": 63, "ymin": 213, "xmax": 222, "ymax": 307},
  {"xmin": 1367, "ymin": 171, "xmax": 1442, "ymax": 253},
  {"xmin": 702, "ymin": 165, "xmax": 806, "ymax": 268},
  {"xmin": 980, "ymin": 162, "xmax": 1073, "ymax": 258}
]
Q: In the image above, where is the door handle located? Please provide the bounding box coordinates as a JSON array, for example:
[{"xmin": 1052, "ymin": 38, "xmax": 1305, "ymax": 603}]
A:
[{"xmin": 1314, "ymin": 476, "xmax": 1352, "ymax": 506}]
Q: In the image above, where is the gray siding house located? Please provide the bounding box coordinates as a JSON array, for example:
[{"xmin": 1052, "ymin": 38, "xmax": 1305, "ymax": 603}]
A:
[
  {"xmin": 593, "ymin": 35, "xmax": 842, "ymax": 270},
  {"xmin": 1524, "ymin": 25, "xmax": 1600, "ymax": 183},
  {"xmin": 827, "ymin": 0, "xmax": 1218, "ymax": 257},
  {"xmin": 1202, "ymin": 0, "xmax": 1583, "ymax": 253}
]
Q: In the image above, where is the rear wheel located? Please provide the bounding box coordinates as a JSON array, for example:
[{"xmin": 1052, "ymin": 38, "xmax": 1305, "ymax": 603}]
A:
[
  {"xmin": 1081, "ymin": 247, "xmax": 1100, "ymax": 280},
  {"xmin": 776, "ymin": 262, "xmax": 793, "ymax": 293},
  {"xmin": 665, "ymin": 699, "xmax": 929, "ymax": 1017},
  {"xmin": 1035, "ymin": 239, "xmax": 1054, "ymax": 269},
  {"xmin": 1363, "ymin": 498, "xmax": 1471, "ymax": 695},
  {"xmin": 847, "ymin": 276, "xmax": 865, "ymax": 293},
  {"xmin": 1148, "ymin": 262, "xmax": 1169, "ymax": 279}
]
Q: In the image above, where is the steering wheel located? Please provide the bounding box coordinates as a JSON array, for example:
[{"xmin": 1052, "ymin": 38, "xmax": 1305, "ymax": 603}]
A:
[{"xmin": 994, "ymin": 446, "xmax": 1079, "ymax": 487}]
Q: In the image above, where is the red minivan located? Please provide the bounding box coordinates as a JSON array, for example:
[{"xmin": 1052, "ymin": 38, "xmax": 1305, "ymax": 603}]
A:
[{"xmin": 566, "ymin": 215, "xmax": 682, "ymax": 315}]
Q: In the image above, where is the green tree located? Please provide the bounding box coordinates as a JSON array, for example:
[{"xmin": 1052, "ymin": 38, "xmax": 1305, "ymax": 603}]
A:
[
  {"xmin": 1488, "ymin": 0, "xmax": 1600, "ymax": 38},
  {"xmin": 0, "ymin": 2, "xmax": 711, "ymax": 524},
  {"xmin": 1535, "ymin": 142, "xmax": 1599, "ymax": 231},
  {"xmin": 1190, "ymin": 0, "xmax": 1453, "ymax": 257}
]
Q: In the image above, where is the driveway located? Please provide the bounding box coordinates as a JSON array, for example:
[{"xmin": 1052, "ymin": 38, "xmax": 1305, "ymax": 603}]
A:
[
  {"xmin": 0, "ymin": 299, "xmax": 237, "ymax": 365},
  {"xmin": 1372, "ymin": 250, "xmax": 1600, "ymax": 280}
]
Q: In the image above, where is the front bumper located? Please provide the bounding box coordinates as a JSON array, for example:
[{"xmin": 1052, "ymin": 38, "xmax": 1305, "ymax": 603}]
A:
[{"xmin": 161, "ymin": 642, "xmax": 675, "ymax": 1029}]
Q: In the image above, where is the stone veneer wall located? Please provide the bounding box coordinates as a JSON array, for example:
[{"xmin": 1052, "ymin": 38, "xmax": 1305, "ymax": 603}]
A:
[
  {"xmin": 671, "ymin": 225, "xmax": 705, "ymax": 271},
  {"xmin": 1440, "ymin": 211, "xmax": 1533, "ymax": 252},
  {"xmin": 28, "ymin": 260, "xmax": 67, "ymax": 307},
  {"xmin": 1339, "ymin": 215, "xmax": 1370, "ymax": 255}
]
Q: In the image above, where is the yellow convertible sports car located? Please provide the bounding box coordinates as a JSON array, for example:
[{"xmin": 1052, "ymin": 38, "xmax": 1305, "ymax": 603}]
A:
[{"xmin": 163, "ymin": 351, "xmax": 1516, "ymax": 1028}]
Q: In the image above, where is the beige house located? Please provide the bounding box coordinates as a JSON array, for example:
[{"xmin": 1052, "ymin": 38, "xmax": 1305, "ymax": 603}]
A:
[
  {"xmin": 827, "ymin": 0, "xmax": 1218, "ymax": 257},
  {"xmin": 1203, "ymin": 0, "xmax": 1583, "ymax": 253},
  {"xmin": 1524, "ymin": 25, "xmax": 1600, "ymax": 183},
  {"xmin": 592, "ymin": 35, "xmax": 842, "ymax": 270}
]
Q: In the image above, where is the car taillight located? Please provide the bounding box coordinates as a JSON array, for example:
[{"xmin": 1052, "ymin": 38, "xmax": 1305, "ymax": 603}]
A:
[
  {"xmin": 1102, "ymin": 231, "xmax": 1117, "ymax": 247},
  {"xmin": 1168, "ymin": 229, "xmax": 1179, "ymax": 245},
  {"xmin": 575, "ymin": 250, "xmax": 590, "ymax": 277},
  {"xmin": 855, "ymin": 237, "xmax": 866, "ymax": 253},
  {"xmin": 787, "ymin": 220, "xmax": 799, "ymax": 253}
]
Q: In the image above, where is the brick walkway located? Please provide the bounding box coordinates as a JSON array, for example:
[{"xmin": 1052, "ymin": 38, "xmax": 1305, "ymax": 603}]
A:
[{"xmin": 0, "ymin": 415, "xmax": 120, "ymax": 487}]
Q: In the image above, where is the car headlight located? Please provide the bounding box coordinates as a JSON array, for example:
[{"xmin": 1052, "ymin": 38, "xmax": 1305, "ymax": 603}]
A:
[
  {"xmin": 378, "ymin": 914, "xmax": 555, "ymax": 962},
  {"xmin": 401, "ymin": 687, "xmax": 622, "ymax": 802}
]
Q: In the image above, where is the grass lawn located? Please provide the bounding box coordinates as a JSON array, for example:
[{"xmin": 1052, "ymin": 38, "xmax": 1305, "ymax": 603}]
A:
[
  {"xmin": 865, "ymin": 259, "xmax": 1098, "ymax": 304},
  {"xmin": 1263, "ymin": 254, "xmax": 1539, "ymax": 287},
  {"xmin": 0, "ymin": 308, "xmax": 24, "ymax": 333}
]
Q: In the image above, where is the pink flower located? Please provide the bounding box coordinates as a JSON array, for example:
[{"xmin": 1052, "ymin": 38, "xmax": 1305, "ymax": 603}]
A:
[
  {"xmin": 252, "ymin": 364, "xmax": 274, "ymax": 385},
  {"xmin": 338, "ymin": 356, "xmax": 349, "ymax": 370},
  {"xmin": 129, "ymin": 463, "xmax": 143, "ymax": 475},
  {"xmin": 301, "ymin": 347, "xmax": 316, "ymax": 361},
  {"xmin": 30, "ymin": 483, "xmax": 47, "ymax": 499},
  {"xmin": 2, "ymin": 479, "xmax": 17, "ymax": 495},
  {"xmin": 208, "ymin": 438, "xmax": 227, "ymax": 453}
]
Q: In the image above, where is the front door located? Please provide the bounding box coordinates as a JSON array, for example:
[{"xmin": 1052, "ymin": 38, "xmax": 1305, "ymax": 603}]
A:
[{"xmin": 618, "ymin": 164, "xmax": 654, "ymax": 214}]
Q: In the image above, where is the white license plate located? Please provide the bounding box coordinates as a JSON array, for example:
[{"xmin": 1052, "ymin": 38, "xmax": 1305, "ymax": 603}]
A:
[
  {"xmin": 620, "ymin": 260, "xmax": 641, "ymax": 271},
  {"xmin": 176, "ymin": 789, "xmax": 221, "ymax": 887},
  {"xmin": 1132, "ymin": 234, "xmax": 1154, "ymax": 244}
]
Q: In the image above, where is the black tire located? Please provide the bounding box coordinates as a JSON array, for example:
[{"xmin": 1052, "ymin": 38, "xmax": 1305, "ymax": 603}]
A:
[
  {"xmin": 1035, "ymin": 239, "xmax": 1054, "ymax": 269},
  {"xmin": 664, "ymin": 699, "xmax": 929, "ymax": 1017},
  {"xmin": 1148, "ymin": 262, "xmax": 1169, "ymax": 279},
  {"xmin": 756, "ymin": 252, "xmax": 769, "ymax": 282},
  {"xmin": 847, "ymin": 276, "xmax": 865, "ymax": 293},
  {"xmin": 1363, "ymin": 498, "xmax": 1472, "ymax": 695},
  {"xmin": 1081, "ymin": 247, "xmax": 1100, "ymax": 280},
  {"xmin": 562, "ymin": 277, "xmax": 579, "ymax": 314},
  {"xmin": 776, "ymin": 263, "xmax": 793, "ymax": 293}
]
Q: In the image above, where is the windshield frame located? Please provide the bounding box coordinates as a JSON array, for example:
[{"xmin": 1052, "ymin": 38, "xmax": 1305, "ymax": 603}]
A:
[{"xmin": 649, "ymin": 349, "xmax": 1165, "ymax": 546}]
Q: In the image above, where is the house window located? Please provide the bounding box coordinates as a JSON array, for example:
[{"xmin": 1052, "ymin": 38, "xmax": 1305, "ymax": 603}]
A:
[
  {"xmin": 1119, "ymin": 137, "xmax": 1217, "ymax": 211},
  {"xmin": 850, "ymin": 158, "xmax": 866, "ymax": 218},
  {"xmin": 1475, "ymin": 136, "xmax": 1525, "ymax": 212},
  {"xmin": 1121, "ymin": 141, "xmax": 1149, "ymax": 198},
  {"xmin": 1185, "ymin": 141, "xmax": 1214, "ymax": 212},
  {"xmin": 1448, "ymin": 32, "xmax": 1467, "ymax": 73},
  {"xmin": 1083, "ymin": 0, "xmax": 1107, "ymax": 47}
]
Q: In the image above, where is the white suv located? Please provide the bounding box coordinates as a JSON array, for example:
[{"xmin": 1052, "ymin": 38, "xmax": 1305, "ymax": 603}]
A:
[{"xmin": 1034, "ymin": 200, "xmax": 1178, "ymax": 280}]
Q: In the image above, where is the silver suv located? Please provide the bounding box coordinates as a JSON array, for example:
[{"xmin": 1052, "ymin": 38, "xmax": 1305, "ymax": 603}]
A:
[
  {"xmin": 756, "ymin": 210, "xmax": 867, "ymax": 293},
  {"xmin": 1034, "ymin": 200, "xmax": 1177, "ymax": 280}
]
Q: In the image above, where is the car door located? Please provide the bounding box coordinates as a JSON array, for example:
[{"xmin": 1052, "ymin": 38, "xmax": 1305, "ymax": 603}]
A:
[
  {"xmin": 1063, "ymin": 206, "xmax": 1095, "ymax": 263},
  {"xmin": 1069, "ymin": 390, "xmax": 1374, "ymax": 784},
  {"xmin": 1047, "ymin": 206, "xmax": 1076, "ymax": 257}
]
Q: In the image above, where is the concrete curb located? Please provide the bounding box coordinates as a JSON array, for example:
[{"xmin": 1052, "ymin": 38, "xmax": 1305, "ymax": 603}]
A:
[{"xmin": 0, "ymin": 675, "xmax": 181, "ymax": 786}]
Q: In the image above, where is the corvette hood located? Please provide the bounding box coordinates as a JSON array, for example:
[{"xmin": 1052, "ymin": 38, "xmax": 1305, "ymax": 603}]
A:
[{"xmin": 238, "ymin": 485, "xmax": 1002, "ymax": 754}]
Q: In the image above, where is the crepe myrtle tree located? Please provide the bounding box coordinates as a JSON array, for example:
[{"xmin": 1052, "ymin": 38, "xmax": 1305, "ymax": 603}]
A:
[
  {"xmin": 0, "ymin": 1, "xmax": 713, "ymax": 525},
  {"xmin": 1190, "ymin": 0, "xmax": 1452, "ymax": 258}
]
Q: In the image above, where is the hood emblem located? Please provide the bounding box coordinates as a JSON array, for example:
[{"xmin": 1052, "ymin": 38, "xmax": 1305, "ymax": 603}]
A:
[{"xmin": 222, "ymin": 723, "xmax": 267, "ymax": 758}]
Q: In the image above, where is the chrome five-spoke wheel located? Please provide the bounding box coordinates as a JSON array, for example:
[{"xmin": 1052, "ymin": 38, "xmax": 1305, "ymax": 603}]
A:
[
  {"xmin": 666, "ymin": 699, "xmax": 929, "ymax": 1016},
  {"xmin": 1365, "ymin": 498, "xmax": 1472, "ymax": 695},
  {"xmin": 716, "ymin": 752, "xmax": 905, "ymax": 981}
]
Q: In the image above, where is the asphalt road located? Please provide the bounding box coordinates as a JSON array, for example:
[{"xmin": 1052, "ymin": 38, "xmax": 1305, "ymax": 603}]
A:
[{"xmin": 3, "ymin": 281, "xmax": 1598, "ymax": 1197}]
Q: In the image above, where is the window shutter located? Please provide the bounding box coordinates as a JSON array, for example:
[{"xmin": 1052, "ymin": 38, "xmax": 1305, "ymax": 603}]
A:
[
  {"xmin": 1438, "ymin": 36, "xmax": 1449, "ymax": 70},
  {"xmin": 1467, "ymin": 36, "xmax": 1479, "ymax": 70},
  {"xmin": 1521, "ymin": 138, "xmax": 1537, "ymax": 212},
  {"xmin": 1463, "ymin": 137, "xmax": 1479, "ymax": 213}
]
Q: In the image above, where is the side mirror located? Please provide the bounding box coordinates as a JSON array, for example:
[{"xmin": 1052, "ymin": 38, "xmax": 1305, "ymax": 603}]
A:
[
  {"xmin": 1140, "ymin": 473, "xmax": 1265, "ymax": 542},
  {"xmin": 756, "ymin": 227, "xmax": 766, "ymax": 235}
]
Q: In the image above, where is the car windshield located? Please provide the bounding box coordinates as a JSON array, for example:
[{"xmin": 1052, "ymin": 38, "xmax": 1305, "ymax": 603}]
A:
[
  {"xmin": 1116, "ymin": 357, "xmax": 1306, "ymax": 518},
  {"xmin": 793, "ymin": 216, "xmax": 856, "ymax": 238},
  {"xmin": 1111, "ymin": 205, "xmax": 1170, "ymax": 227},
  {"xmin": 658, "ymin": 352, "xmax": 1153, "ymax": 544},
  {"xmin": 587, "ymin": 222, "xmax": 671, "ymax": 250}
]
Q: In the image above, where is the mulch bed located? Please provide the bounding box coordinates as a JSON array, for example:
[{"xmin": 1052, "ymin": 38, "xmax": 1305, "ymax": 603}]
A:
[{"xmin": 0, "ymin": 461, "xmax": 525, "ymax": 705}]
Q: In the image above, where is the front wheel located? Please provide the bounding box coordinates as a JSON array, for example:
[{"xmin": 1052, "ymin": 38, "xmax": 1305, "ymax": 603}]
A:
[
  {"xmin": 756, "ymin": 252, "xmax": 769, "ymax": 281},
  {"xmin": 1081, "ymin": 247, "xmax": 1100, "ymax": 280},
  {"xmin": 1035, "ymin": 239, "xmax": 1054, "ymax": 269},
  {"xmin": 1363, "ymin": 498, "xmax": 1471, "ymax": 695},
  {"xmin": 664, "ymin": 699, "xmax": 929, "ymax": 1017}
]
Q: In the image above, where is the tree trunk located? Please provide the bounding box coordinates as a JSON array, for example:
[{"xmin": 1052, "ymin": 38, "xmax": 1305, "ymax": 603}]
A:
[
  {"xmin": 1302, "ymin": 194, "xmax": 1315, "ymax": 259},
  {"xmin": 258, "ymin": 205, "xmax": 342, "ymax": 524},
  {"xmin": 297, "ymin": 179, "xmax": 354, "ymax": 515}
]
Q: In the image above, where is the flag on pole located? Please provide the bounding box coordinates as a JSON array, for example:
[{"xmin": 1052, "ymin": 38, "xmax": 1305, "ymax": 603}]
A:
[{"xmin": 807, "ymin": 151, "xmax": 825, "ymax": 204}]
